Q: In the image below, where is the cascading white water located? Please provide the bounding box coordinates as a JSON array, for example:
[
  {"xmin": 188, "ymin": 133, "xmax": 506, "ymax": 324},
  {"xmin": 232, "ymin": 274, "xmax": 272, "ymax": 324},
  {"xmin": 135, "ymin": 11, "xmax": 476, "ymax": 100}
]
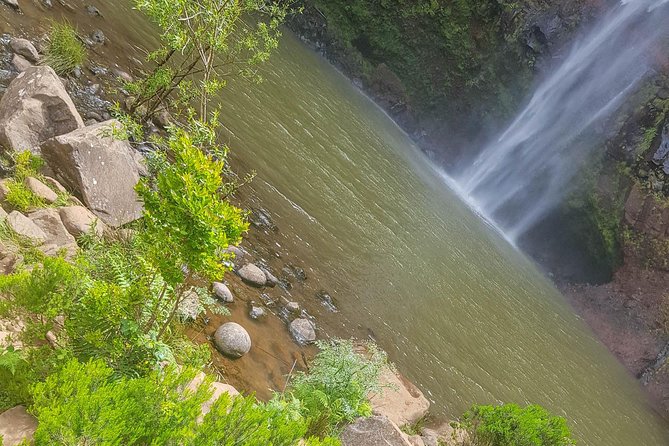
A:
[{"xmin": 455, "ymin": 0, "xmax": 669, "ymax": 242}]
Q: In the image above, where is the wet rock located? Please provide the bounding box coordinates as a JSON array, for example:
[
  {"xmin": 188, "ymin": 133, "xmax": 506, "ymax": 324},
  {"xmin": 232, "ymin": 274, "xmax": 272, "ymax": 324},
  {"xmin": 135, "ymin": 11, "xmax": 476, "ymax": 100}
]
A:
[
  {"xmin": 11, "ymin": 53, "xmax": 32, "ymax": 72},
  {"xmin": 0, "ymin": 68, "xmax": 13, "ymax": 83},
  {"xmin": 212, "ymin": 281, "xmax": 234, "ymax": 303},
  {"xmin": 340, "ymin": 416, "xmax": 412, "ymax": 446},
  {"xmin": 369, "ymin": 366, "xmax": 430, "ymax": 427},
  {"xmin": 250, "ymin": 207, "xmax": 277, "ymax": 231},
  {"xmin": 214, "ymin": 322, "xmax": 251, "ymax": 358},
  {"xmin": 10, "ymin": 38, "xmax": 39, "ymax": 63},
  {"xmin": 28, "ymin": 208, "xmax": 77, "ymax": 251},
  {"xmin": 237, "ymin": 263, "xmax": 267, "ymax": 287},
  {"xmin": 59, "ymin": 205, "xmax": 104, "ymax": 237},
  {"xmin": 7, "ymin": 211, "xmax": 47, "ymax": 244},
  {"xmin": 0, "ymin": 66, "xmax": 84, "ymax": 153},
  {"xmin": 286, "ymin": 301, "xmax": 300, "ymax": 313},
  {"xmin": 112, "ymin": 68, "xmax": 133, "ymax": 83},
  {"xmin": 282, "ymin": 264, "xmax": 307, "ymax": 282},
  {"xmin": 41, "ymin": 0, "xmax": 52, "ymax": 7},
  {"xmin": 0, "ymin": 406, "xmax": 37, "ymax": 446},
  {"xmin": 41, "ymin": 120, "xmax": 143, "ymax": 227},
  {"xmin": 88, "ymin": 65, "xmax": 108, "ymax": 76},
  {"xmin": 249, "ymin": 305, "xmax": 266, "ymax": 319},
  {"xmin": 85, "ymin": 4, "xmax": 101, "ymax": 16},
  {"xmin": 1, "ymin": 0, "xmax": 19, "ymax": 11},
  {"xmin": 24, "ymin": 177, "xmax": 58, "ymax": 203},
  {"xmin": 90, "ymin": 29, "xmax": 105, "ymax": 45},
  {"xmin": 261, "ymin": 267, "xmax": 279, "ymax": 287},
  {"xmin": 316, "ymin": 290, "xmax": 338, "ymax": 312},
  {"xmin": 289, "ymin": 318, "xmax": 316, "ymax": 344}
]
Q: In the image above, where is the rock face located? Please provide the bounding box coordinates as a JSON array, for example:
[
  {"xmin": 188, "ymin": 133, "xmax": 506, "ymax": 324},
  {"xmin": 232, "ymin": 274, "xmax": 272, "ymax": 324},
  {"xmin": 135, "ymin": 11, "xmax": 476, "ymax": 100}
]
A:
[
  {"xmin": 41, "ymin": 120, "xmax": 143, "ymax": 226},
  {"xmin": 59, "ymin": 205, "xmax": 104, "ymax": 237},
  {"xmin": 340, "ymin": 416, "xmax": 412, "ymax": 446},
  {"xmin": 7, "ymin": 211, "xmax": 47, "ymax": 244},
  {"xmin": 289, "ymin": 318, "xmax": 316, "ymax": 344},
  {"xmin": 0, "ymin": 406, "xmax": 37, "ymax": 446},
  {"xmin": 11, "ymin": 54, "xmax": 32, "ymax": 73},
  {"xmin": 10, "ymin": 38, "xmax": 39, "ymax": 63},
  {"xmin": 0, "ymin": 66, "xmax": 84, "ymax": 153},
  {"xmin": 214, "ymin": 322, "xmax": 251, "ymax": 358},
  {"xmin": 369, "ymin": 366, "xmax": 430, "ymax": 428},
  {"xmin": 237, "ymin": 263, "xmax": 266, "ymax": 287}
]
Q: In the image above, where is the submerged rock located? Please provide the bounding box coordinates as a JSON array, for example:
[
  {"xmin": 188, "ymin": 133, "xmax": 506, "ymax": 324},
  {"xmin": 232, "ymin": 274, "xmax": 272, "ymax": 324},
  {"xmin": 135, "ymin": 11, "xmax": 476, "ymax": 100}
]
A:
[
  {"xmin": 214, "ymin": 322, "xmax": 251, "ymax": 358},
  {"xmin": 0, "ymin": 66, "xmax": 84, "ymax": 153},
  {"xmin": 41, "ymin": 120, "xmax": 143, "ymax": 227},
  {"xmin": 249, "ymin": 305, "xmax": 266, "ymax": 319},
  {"xmin": 289, "ymin": 318, "xmax": 316, "ymax": 344}
]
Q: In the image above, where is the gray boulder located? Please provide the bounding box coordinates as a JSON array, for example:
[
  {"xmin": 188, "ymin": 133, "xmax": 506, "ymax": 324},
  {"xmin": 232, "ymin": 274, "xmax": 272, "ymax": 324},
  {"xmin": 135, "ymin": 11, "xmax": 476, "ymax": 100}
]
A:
[
  {"xmin": 340, "ymin": 416, "xmax": 413, "ymax": 446},
  {"xmin": 249, "ymin": 305, "xmax": 266, "ymax": 319},
  {"xmin": 11, "ymin": 54, "xmax": 32, "ymax": 72},
  {"xmin": 59, "ymin": 205, "xmax": 105, "ymax": 237},
  {"xmin": 10, "ymin": 38, "xmax": 39, "ymax": 63},
  {"xmin": 25, "ymin": 177, "xmax": 58, "ymax": 203},
  {"xmin": 214, "ymin": 322, "xmax": 251, "ymax": 358},
  {"xmin": 28, "ymin": 208, "xmax": 77, "ymax": 255},
  {"xmin": 0, "ymin": 406, "xmax": 37, "ymax": 446},
  {"xmin": 261, "ymin": 267, "xmax": 279, "ymax": 287},
  {"xmin": 1, "ymin": 0, "xmax": 19, "ymax": 10},
  {"xmin": 289, "ymin": 318, "xmax": 316, "ymax": 344},
  {"xmin": 0, "ymin": 66, "xmax": 84, "ymax": 153},
  {"xmin": 237, "ymin": 263, "xmax": 266, "ymax": 287},
  {"xmin": 41, "ymin": 120, "xmax": 143, "ymax": 226},
  {"xmin": 7, "ymin": 211, "xmax": 46, "ymax": 244},
  {"xmin": 212, "ymin": 282, "xmax": 234, "ymax": 303}
]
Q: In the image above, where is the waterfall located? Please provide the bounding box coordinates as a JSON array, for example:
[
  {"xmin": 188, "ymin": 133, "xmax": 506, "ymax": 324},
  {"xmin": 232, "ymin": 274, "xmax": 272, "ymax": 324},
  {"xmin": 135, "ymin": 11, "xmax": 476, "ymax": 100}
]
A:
[{"xmin": 454, "ymin": 0, "xmax": 669, "ymax": 242}]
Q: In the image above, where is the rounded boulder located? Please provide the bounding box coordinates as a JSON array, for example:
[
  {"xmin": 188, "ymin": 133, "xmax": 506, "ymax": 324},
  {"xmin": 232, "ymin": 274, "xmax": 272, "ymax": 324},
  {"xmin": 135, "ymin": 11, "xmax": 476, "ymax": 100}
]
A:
[{"xmin": 214, "ymin": 322, "xmax": 251, "ymax": 358}]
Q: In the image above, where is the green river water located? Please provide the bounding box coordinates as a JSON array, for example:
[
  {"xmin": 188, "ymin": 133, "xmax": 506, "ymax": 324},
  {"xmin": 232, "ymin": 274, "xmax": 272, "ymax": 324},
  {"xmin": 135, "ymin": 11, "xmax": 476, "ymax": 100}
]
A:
[{"xmin": 52, "ymin": 2, "xmax": 669, "ymax": 444}]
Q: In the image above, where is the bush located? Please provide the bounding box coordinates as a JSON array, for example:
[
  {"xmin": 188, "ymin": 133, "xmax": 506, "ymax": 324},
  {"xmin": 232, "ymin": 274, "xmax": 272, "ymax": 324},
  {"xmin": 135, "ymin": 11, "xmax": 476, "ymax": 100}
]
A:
[
  {"xmin": 43, "ymin": 22, "xmax": 86, "ymax": 75},
  {"xmin": 459, "ymin": 403, "xmax": 576, "ymax": 446},
  {"xmin": 30, "ymin": 359, "xmax": 334, "ymax": 446},
  {"xmin": 286, "ymin": 339, "xmax": 387, "ymax": 438}
]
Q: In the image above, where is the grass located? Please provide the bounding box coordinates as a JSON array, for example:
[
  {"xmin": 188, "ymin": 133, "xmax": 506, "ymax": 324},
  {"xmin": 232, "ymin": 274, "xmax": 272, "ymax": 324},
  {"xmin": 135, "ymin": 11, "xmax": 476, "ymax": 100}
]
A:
[{"xmin": 43, "ymin": 22, "xmax": 86, "ymax": 75}]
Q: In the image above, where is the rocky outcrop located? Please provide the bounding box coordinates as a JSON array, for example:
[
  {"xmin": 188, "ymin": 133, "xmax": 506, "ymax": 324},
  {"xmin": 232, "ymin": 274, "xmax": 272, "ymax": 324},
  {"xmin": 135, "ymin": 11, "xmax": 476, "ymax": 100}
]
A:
[
  {"xmin": 41, "ymin": 120, "xmax": 143, "ymax": 227},
  {"xmin": 370, "ymin": 366, "xmax": 430, "ymax": 428},
  {"xmin": 340, "ymin": 416, "xmax": 413, "ymax": 446},
  {"xmin": 0, "ymin": 405, "xmax": 37, "ymax": 446},
  {"xmin": 0, "ymin": 66, "xmax": 84, "ymax": 153},
  {"xmin": 214, "ymin": 322, "xmax": 251, "ymax": 358}
]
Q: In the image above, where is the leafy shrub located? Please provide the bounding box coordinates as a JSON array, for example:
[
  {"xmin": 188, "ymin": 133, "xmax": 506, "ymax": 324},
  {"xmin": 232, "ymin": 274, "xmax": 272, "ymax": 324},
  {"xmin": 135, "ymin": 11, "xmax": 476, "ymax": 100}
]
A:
[
  {"xmin": 30, "ymin": 359, "xmax": 333, "ymax": 446},
  {"xmin": 286, "ymin": 339, "xmax": 387, "ymax": 438},
  {"xmin": 43, "ymin": 22, "xmax": 86, "ymax": 75},
  {"xmin": 136, "ymin": 128, "xmax": 248, "ymax": 339},
  {"xmin": 458, "ymin": 403, "xmax": 576, "ymax": 446}
]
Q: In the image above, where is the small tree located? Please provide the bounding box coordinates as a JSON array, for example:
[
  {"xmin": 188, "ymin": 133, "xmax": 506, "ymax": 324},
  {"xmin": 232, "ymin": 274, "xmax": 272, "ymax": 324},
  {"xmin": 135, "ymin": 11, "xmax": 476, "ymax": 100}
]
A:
[
  {"xmin": 458, "ymin": 403, "xmax": 576, "ymax": 446},
  {"xmin": 130, "ymin": 0, "xmax": 292, "ymax": 120},
  {"xmin": 136, "ymin": 127, "xmax": 249, "ymax": 340}
]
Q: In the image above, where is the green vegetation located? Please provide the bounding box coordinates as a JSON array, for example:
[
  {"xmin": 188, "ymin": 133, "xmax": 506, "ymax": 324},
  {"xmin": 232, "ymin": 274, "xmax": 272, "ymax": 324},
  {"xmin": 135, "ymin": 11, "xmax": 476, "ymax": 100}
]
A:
[
  {"xmin": 3, "ymin": 151, "xmax": 70, "ymax": 212},
  {"xmin": 43, "ymin": 21, "xmax": 86, "ymax": 75},
  {"xmin": 458, "ymin": 403, "xmax": 576, "ymax": 446},
  {"xmin": 284, "ymin": 339, "xmax": 387, "ymax": 438},
  {"xmin": 128, "ymin": 0, "xmax": 292, "ymax": 120},
  {"xmin": 305, "ymin": 0, "xmax": 531, "ymax": 124}
]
